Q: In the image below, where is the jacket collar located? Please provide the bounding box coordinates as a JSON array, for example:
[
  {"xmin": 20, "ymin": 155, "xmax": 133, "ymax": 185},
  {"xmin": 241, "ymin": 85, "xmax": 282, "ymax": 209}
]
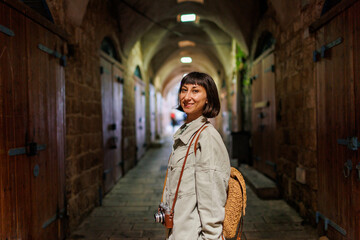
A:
[{"xmin": 174, "ymin": 116, "xmax": 208, "ymax": 145}]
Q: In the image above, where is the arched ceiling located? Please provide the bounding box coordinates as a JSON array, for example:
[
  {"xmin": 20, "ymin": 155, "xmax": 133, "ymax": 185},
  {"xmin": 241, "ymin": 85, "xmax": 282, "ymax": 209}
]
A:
[{"xmin": 112, "ymin": 0, "xmax": 263, "ymax": 94}]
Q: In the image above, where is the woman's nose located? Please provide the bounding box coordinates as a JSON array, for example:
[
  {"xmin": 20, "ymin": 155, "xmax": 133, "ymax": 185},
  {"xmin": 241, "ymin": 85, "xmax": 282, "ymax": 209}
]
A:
[{"xmin": 184, "ymin": 92, "xmax": 192, "ymax": 100}]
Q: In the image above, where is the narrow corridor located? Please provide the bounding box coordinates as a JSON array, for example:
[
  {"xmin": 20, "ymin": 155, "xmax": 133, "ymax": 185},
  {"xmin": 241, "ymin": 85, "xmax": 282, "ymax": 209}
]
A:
[{"xmin": 69, "ymin": 137, "xmax": 318, "ymax": 240}]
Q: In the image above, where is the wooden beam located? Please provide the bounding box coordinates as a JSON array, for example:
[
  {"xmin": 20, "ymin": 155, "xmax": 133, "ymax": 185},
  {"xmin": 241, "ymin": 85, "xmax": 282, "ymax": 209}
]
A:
[{"xmin": 309, "ymin": 0, "xmax": 359, "ymax": 33}]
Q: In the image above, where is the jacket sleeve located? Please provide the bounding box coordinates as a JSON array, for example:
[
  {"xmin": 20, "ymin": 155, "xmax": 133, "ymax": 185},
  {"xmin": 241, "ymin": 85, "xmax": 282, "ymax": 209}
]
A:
[{"xmin": 195, "ymin": 128, "xmax": 230, "ymax": 240}]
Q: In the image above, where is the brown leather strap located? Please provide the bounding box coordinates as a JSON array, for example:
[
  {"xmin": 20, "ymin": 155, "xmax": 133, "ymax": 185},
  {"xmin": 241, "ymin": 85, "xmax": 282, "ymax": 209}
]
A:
[
  {"xmin": 171, "ymin": 123, "xmax": 207, "ymax": 212},
  {"xmin": 161, "ymin": 155, "xmax": 172, "ymax": 203}
]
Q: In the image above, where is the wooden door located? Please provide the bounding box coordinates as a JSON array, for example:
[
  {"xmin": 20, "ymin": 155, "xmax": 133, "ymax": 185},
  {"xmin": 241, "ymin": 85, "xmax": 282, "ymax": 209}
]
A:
[
  {"xmin": 251, "ymin": 59, "xmax": 263, "ymax": 171},
  {"xmin": 354, "ymin": 2, "xmax": 360, "ymax": 238},
  {"xmin": 100, "ymin": 57, "xmax": 115, "ymax": 193},
  {"xmin": 251, "ymin": 50, "xmax": 276, "ymax": 179},
  {"xmin": 0, "ymin": 4, "xmax": 30, "ymax": 238},
  {"xmin": 150, "ymin": 84, "xmax": 156, "ymax": 142},
  {"xmin": 135, "ymin": 77, "xmax": 146, "ymax": 160},
  {"xmin": 0, "ymin": 2, "xmax": 66, "ymax": 238},
  {"xmin": 26, "ymin": 16, "xmax": 66, "ymax": 239},
  {"xmin": 315, "ymin": 1, "xmax": 360, "ymax": 239},
  {"xmin": 100, "ymin": 54, "xmax": 123, "ymax": 193},
  {"xmin": 112, "ymin": 63, "xmax": 124, "ymax": 182}
]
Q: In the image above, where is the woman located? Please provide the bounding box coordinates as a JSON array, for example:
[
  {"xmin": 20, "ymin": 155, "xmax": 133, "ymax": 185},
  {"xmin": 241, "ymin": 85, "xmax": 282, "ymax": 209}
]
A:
[{"xmin": 163, "ymin": 72, "xmax": 231, "ymax": 239}]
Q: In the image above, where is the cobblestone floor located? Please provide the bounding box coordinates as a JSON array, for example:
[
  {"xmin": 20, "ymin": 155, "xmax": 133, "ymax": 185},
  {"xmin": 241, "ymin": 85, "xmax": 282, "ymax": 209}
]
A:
[{"xmin": 69, "ymin": 137, "xmax": 318, "ymax": 240}]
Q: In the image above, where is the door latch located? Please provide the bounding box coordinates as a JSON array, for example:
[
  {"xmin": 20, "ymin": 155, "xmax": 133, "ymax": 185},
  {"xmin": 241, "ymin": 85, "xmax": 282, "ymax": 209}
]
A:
[
  {"xmin": 337, "ymin": 137, "xmax": 360, "ymax": 151},
  {"xmin": 343, "ymin": 159, "xmax": 352, "ymax": 178},
  {"xmin": 8, "ymin": 143, "xmax": 46, "ymax": 156}
]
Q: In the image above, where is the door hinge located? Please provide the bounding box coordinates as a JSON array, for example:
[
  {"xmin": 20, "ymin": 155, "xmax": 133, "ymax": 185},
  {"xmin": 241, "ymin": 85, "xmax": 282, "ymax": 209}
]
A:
[
  {"xmin": 316, "ymin": 211, "xmax": 346, "ymax": 236},
  {"xmin": 337, "ymin": 136, "xmax": 360, "ymax": 151},
  {"xmin": 313, "ymin": 37, "xmax": 343, "ymax": 62},
  {"xmin": 0, "ymin": 24, "xmax": 15, "ymax": 36},
  {"xmin": 264, "ymin": 64, "xmax": 275, "ymax": 73},
  {"xmin": 42, "ymin": 208, "xmax": 65, "ymax": 229},
  {"xmin": 38, "ymin": 44, "xmax": 67, "ymax": 66}
]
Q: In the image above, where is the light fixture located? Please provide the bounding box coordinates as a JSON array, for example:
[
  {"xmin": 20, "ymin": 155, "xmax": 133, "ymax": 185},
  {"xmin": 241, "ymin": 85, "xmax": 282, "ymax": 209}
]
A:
[
  {"xmin": 181, "ymin": 57, "xmax": 192, "ymax": 63},
  {"xmin": 178, "ymin": 40, "xmax": 196, "ymax": 48},
  {"xmin": 177, "ymin": 0, "xmax": 204, "ymax": 3},
  {"xmin": 180, "ymin": 14, "xmax": 196, "ymax": 22}
]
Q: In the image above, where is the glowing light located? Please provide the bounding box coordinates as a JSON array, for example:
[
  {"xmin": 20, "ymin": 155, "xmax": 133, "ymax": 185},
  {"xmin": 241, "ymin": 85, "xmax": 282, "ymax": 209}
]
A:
[
  {"xmin": 178, "ymin": 40, "xmax": 196, "ymax": 48},
  {"xmin": 180, "ymin": 57, "xmax": 192, "ymax": 63},
  {"xmin": 180, "ymin": 14, "xmax": 196, "ymax": 22}
]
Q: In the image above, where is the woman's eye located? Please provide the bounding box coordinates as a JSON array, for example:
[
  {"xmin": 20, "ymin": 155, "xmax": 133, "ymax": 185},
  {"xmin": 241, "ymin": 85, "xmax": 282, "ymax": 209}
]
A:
[
  {"xmin": 181, "ymin": 89, "xmax": 187, "ymax": 92},
  {"xmin": 193, "ymin": 90, "xmax": 199, "ymax": 93}
]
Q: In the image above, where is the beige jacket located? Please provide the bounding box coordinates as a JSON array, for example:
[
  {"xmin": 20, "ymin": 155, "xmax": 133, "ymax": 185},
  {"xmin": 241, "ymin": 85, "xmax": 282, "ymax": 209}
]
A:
[{"xmin": 164, "ymin": 116, "xmax": 230, "ymax": 240}]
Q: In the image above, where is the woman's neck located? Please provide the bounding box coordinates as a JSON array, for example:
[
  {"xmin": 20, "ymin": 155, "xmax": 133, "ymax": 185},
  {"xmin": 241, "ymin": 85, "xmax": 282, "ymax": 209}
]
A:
[{"xmin": 185, "ymin": 114, "xmax": 202, "ymax": 124}]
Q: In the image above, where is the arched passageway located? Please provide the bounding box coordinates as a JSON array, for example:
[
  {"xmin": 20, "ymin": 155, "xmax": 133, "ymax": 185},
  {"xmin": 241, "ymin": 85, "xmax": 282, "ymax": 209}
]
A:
[{"xmin": 1, "ymin": 0, "xmax": 360, "ymax": 239}]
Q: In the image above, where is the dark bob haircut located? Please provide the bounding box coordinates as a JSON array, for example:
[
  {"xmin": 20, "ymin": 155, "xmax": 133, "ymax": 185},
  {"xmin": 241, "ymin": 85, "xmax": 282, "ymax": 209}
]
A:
[{"xmin": 177, "ymin": 72, "xmax": 221, "ymax": 118}]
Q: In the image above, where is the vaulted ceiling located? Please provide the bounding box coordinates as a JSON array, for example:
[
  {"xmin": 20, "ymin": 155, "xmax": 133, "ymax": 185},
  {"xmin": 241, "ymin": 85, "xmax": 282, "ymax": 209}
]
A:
[{"xmin": 114, "ymin": 0, "xmax": 264, "ymax": 94}]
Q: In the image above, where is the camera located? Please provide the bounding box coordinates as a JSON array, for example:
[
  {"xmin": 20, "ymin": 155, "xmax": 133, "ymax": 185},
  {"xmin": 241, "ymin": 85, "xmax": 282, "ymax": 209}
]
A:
[{"xmin": 154, "ymin": 202, "xmax": 173, "ymax": 229}]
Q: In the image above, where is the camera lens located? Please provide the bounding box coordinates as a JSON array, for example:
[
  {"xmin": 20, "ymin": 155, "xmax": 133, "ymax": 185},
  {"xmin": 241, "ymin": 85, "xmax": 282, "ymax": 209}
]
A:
[{"xmin": 154, "ymin": 212, "xmax": 165, "ymax": 223}]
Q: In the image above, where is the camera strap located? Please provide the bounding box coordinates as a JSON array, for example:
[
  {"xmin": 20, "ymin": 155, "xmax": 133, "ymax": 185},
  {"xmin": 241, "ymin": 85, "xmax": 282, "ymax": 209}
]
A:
[
  {"xmin": 170, "ymin": 123, "xmax": 208, "ymax": 214},
  {"xmin": 161, "ymin": 123, "xmax": 208, "ymax": 206}
]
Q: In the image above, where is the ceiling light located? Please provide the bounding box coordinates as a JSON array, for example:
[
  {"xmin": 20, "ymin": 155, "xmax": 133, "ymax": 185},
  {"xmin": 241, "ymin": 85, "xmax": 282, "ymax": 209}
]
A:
[
  {"xmin": 180, "ymin": 14, "xmax": 196, "ymax": 22},
  {"xmin": 181, "ymin": 57, "xmax": 192, "ymax": 63},
  {"xmin": 178, "ymin": 40, "xmax": 196, "ymax": 48},
  {"xmin": 177, "ymin": 0, "xmax": 204, "ymax": 3}
]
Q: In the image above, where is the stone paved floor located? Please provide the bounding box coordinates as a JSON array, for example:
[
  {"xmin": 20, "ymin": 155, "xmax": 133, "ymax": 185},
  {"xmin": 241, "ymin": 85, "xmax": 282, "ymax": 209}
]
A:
[{"xmin": 69, "ymin": 137, "xmax": 318, "ymax": 240}]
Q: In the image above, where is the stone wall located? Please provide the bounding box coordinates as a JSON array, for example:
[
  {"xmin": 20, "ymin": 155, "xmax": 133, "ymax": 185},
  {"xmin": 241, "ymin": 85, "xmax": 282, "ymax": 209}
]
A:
[
  {"xmin": 249, "ymin": 0, "xmax": 325, "ymax": 223},
  {"xmin": 47, "ymin": 0, "xmax": 140, "ymax": 232}
]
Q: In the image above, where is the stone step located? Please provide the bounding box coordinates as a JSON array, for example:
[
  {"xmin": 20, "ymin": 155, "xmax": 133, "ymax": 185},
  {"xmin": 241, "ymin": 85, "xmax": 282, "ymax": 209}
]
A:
[{"xmin": 239, "ymin": 164, "xmax": 280, "ymax": 199}]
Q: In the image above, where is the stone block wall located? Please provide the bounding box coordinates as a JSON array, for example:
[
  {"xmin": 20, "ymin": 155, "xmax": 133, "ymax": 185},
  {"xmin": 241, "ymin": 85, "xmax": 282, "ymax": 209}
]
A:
[
  {"xmin": 250, "ymin": 0, "xmax": 325, "ymax": 223},
  {"xmin": 48, "ymin": 0, "xmax": 139, "ymax": 232},
  {"xmin": 64, "ymin": 1, "xmax": 117, "ymax": 231}
]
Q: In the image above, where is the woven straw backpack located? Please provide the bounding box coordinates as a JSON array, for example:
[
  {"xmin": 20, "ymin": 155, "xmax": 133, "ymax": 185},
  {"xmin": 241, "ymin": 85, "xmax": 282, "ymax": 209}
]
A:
[
  {"xmin": 222, "ymin": 167, "xmax": 247, "ymax": 240},
  {"xmin": 193, "ymin": 128, "xmax": 247, "ymax": 240}
]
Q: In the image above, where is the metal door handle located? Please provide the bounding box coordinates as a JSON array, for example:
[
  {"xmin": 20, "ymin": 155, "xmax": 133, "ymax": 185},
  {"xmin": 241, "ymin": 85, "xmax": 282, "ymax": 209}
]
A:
[
  {"xmin": 356, "ymin": 163, "xmax": 360, "ymax": 181},
  {"xmin": 343, "ymin": 160, "xmax": 352, "ymax": 178},
  {"xmin": 337, "ymin": 137, "xmax": 360, "ymax": 151}
]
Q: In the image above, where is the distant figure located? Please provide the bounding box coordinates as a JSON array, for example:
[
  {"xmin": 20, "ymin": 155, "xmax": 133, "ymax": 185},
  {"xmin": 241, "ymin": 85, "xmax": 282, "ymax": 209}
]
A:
[{"xmin": 170, "ymin": 112, "xmax": 176, "ymax": 131}]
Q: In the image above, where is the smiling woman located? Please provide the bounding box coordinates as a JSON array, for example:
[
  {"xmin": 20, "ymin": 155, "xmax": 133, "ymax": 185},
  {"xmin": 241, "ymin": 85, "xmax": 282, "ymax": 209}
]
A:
[{"xmin": 157, "ymin": 72, "xmax": 230, "ymax": 240}]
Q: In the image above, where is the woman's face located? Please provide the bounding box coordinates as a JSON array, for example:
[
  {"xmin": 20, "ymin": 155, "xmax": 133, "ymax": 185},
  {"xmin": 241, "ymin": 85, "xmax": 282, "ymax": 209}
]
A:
[{"xmin": 179, "ymin": 83, "xmax": 207, "ymax": 121}]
